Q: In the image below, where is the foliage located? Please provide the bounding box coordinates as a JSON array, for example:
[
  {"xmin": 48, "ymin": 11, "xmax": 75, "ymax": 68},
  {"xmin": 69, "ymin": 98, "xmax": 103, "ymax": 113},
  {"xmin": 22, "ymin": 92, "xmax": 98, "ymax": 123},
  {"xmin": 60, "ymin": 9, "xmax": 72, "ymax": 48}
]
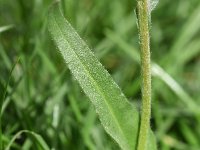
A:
[{"xmin": 0, "ymin": 0, "xmax": 200, "ymax": 149}]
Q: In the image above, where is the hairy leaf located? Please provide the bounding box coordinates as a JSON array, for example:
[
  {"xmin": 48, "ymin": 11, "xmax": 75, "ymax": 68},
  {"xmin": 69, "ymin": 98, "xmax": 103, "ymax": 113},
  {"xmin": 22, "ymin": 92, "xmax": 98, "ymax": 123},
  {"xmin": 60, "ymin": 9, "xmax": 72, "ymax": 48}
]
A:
[
  {"xmin": 148, "ymin": 0, "xmax": 159, "ymax": 12},
  {"xmin": 48, "ymin": 2, "xmax": 156, "ymax": 150}
]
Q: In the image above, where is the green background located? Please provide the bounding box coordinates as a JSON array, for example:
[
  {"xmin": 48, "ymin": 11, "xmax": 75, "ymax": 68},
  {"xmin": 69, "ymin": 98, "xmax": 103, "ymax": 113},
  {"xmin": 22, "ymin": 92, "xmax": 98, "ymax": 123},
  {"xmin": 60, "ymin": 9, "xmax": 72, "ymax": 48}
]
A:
[{"xmin": 0, "ymin": 0, "xmax": 200, "ymax": 149}]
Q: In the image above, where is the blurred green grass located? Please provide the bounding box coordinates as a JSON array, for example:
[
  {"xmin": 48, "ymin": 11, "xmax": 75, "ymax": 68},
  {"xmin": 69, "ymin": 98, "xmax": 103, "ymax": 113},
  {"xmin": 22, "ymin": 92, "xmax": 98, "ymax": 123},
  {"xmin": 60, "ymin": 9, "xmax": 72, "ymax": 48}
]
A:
[{"xmin": 0, "ymin": 0, "xmax": 200, "ymax": 149}]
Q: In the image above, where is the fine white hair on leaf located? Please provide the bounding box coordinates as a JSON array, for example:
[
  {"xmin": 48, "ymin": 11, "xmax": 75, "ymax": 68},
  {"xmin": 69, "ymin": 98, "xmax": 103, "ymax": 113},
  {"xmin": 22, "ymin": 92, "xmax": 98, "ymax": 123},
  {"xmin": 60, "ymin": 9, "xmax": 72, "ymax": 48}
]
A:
[
  {"xmin": 147, "ymin": 0, "xmax": 159, "ymax": 25},
  {"xmin": 148, "ymin": 0, "xmax": 159, "ymax": 12}
]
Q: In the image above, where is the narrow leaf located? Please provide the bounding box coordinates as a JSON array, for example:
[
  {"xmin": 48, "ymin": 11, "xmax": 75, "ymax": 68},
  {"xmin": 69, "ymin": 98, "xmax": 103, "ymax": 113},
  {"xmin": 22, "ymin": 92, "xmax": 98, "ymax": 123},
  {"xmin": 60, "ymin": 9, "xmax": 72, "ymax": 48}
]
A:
[
  {"xmin": 0, "ymin": 58, "xmax": 20, "ymax": 150},
  {"xmin": 0, "ymin": 25, "xmax": 13, "ymax": 33},
  {"xmin": 5, "ymin": 130, "xmax": 50, "ymax": 150},
  {"xmin": 148, "ymin": 0, "xmax": 159, "ymax": 12},
  {"xmin": 48, "ymin": 2, "xmax": 140, "ymax": 150}
]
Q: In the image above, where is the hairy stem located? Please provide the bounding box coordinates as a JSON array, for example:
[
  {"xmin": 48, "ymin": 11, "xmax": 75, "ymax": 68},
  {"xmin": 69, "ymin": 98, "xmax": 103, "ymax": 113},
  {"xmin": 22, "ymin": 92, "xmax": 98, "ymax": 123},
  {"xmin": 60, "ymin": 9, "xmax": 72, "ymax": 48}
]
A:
[{"xmin": 136, "ymin": 0, "xmax": 151, "ymax": 150}]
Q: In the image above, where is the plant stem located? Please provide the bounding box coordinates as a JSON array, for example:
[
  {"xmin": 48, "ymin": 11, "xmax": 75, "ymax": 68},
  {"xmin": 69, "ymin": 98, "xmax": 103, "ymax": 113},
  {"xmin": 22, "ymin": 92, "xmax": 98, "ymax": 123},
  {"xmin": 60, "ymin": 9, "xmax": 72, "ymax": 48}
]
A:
[{"xmin": 136, "ymin": 0, "xmax": 151, "ymax": 150}]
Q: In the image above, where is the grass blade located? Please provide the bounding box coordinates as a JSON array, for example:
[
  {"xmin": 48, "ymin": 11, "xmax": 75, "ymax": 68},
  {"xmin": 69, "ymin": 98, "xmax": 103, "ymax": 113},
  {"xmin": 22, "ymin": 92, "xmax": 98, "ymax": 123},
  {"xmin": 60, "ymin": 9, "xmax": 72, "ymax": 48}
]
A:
[
  {"xmin": 0, "ymin": 58, "xmax": 20, "ymax": 150},
  {"xmin": 152, "ymin": 64, "xmax": 198, "ymax": 113},
  {"xmin": 5, "ymin": 130, "xmax": 50, "ymax": 150},
  {"xmin": 0, "ymin": 25, "xmax": 13, "ymax": 33},
  {"xmin": 48, "ymin": 2, "xmax": 140, "ymax": 150},
  {"xmin": 106, "ymin": 30, "xmax": 198, "ymax": 113}
]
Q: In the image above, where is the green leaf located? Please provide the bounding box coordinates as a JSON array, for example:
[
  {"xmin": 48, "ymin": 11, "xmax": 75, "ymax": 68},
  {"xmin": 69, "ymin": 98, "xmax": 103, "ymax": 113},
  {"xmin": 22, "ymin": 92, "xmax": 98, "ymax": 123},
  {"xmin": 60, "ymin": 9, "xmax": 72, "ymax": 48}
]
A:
[
  {"xmin": 148, "ymin": 0, "xmax": 159, "ymax": 12},
  {"xmin": 48, "ymin": 2, "xmax": 139, "ymax": 150},
  {"xmin": 5, "ymin": 130, "xmax": 50, "ymax": 150},
  {"xmin": 48, "ymin": 2, "xmax": 157, "ymax": 150},
  {"xmin": 148, "ymin": 131, "xmax": 157, "ymax": 150},
  {"xmin": 0, "ymin": 58, "xmax": 20, "ymax": 150},
  {"xmin": 0, "ymin": 25, "xmax": 13, "ymax": 33}
]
